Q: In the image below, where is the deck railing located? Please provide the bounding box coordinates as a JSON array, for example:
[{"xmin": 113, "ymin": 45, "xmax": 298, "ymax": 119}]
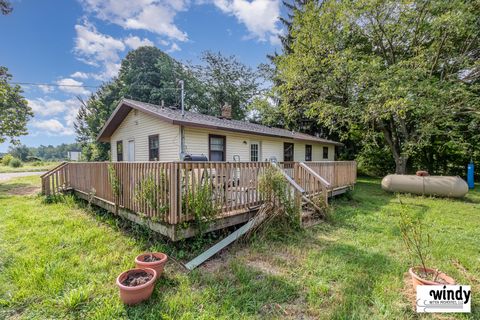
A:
[
  {"xmin": 41, "ymin": 161, "xmax": 356, "ymax": 225},
  {"xmin": 301, "ymin": 161, "xmax": 357, "ymax": 189},
  {"xmin": 40, "ymin": 162, "xmax": 69, "ymax": 195}
]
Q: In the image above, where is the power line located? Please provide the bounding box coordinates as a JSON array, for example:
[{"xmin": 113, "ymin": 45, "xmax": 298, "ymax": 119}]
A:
[
  {"xmin": 9, "ymin": 81, "xmax": 100, "ymax": 88},
  {"xmin": 9, "ymin": 81, "xmax": 183, "ymax": 91}
]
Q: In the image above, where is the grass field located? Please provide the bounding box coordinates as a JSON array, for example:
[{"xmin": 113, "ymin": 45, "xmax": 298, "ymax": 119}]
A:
[
  {"xmin": 0, "ymin": 175, "xmax": 478, "ymax": 319},
  {"xmin": 0, "ymin": 161, "xmax": 60, "ymax": 173}
]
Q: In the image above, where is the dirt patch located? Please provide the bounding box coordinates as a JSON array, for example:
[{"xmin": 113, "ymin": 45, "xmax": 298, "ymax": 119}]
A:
[
  {"xmin": 5, "ymin": 186, "xmax": 40, "ymax": 196},
  {"xmin": 200, "ymin": 250, "xmax": 233, "ymax": 273},
  {"xmin": 403, "ymin": 272, "xmax": 416, "ymax": 312},
  {"xmin": 121, "ymin": 270, "xmax": 153, "ymax": 287},
  {"xmin": 245, "ymin": 259, "xmax": 284, "ymax": 276}
]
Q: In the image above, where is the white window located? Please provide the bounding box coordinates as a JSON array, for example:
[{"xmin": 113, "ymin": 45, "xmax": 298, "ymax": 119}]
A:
[{"xmin": 250, "ymin": 141, "xmax": 260, "ymax": 162}]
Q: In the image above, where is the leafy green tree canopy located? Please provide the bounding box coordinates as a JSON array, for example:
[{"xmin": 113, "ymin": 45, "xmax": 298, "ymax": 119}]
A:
[
  {"xmin": 0, "ymin": 67, "xmax": 33, "ymax": 144},
  {"xmin": 275, "ymin": 0, "xmax": 480, "ymax": 174},
  {"xmin": 193, "ymin": 51, "xmax": 260, "ymax": 120}
]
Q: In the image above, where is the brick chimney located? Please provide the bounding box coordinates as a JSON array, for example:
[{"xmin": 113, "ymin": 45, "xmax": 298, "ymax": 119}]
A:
[{"xmin": 220, "ymin": 103, "xmax": 232, "ymax": 120}]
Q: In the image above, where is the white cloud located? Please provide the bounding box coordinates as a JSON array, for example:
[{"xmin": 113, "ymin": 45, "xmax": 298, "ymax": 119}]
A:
[
  {"xmin": 70, "ymin": 71, "xmax": 89, "ymax": 79},
  {"xmin": 74, "ymin": 22, "xmax": 157, "ymax": 80},
  {"xmin": 28, "ymin": 98, "xmax": 80, "ymax": 117},
  {"xmin": 31, "ymin": 119, "xmax": 75, "ymax": 136},
  {"xmin": 212, "ymin": 0, "xmax": 281, "ymax": 44},
  {"xmin": 79, "ymin": 0, "xmax": 189, "ymax": 41},
  {"xmin": 124, "ymin": 35, "xmax": 154, "ymax": 49},
  {"xmin": 38, "ymin": 84, "xmax": 54, "ymax": 93},
  {"xmin": 28, "ymin": 98, "xmax": 81, "ymax": 136},
  {"xmin": 167, "ymin": 42, "xmax": 181, "ymax": 53},
  {"xmin": 56, "ymin": 78, "xmax": 91, "ymax": 96},
  {"xmin": 75, "ymin": 22, "xmax": 125, "ymax": 66}
]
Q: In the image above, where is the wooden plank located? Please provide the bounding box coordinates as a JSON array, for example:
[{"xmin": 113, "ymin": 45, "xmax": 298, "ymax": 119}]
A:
[{"xmin": 184, "ymin": 213, "xmax": 266, "ymax": 270}]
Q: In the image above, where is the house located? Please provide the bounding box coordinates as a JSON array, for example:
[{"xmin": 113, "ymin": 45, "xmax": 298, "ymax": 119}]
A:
[
  {"xmin": 42, "ymin": 98, "xmax": 355, "ymax": 241},
  {"xmin": 97, "ymin": 99, "xmax": 343, "ymax": 163},
  {"xmin": 67, "ymin": 151, "xmax": 81, "ymax": 161}
]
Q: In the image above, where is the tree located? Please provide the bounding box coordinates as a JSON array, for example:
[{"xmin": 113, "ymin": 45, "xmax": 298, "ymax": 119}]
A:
[
  {"xmin": 0, "ymin": 0, "xmax": 12, "ymax": 15},
  {"xmin": 75, "ymin": 46, "xmax": 210, "ymax": 160},
  {"xmin": 274, "ymin": 0, "xmax": 480, "ymax": 174},
  {"xmin": 193, "ymin": 51, "xmax": 260, "ymax": 120},
  {"xmin": 8, "ymin": 144, "xmax": 30, "ymax": 161},
  {"xmin": 0, "ymin": 67, "xmax": 33, "ymax": 144},
  {"xmin": 277, "ymin": 0, "xmax": 315, "ymax": 55}
]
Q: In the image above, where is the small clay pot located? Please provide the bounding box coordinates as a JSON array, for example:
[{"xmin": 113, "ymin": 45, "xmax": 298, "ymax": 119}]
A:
[
  {"xmin": 135, "ymin": 252, "xmax": 168, "ymax": 278},
  {"xmin": 116, "ymin": 268, "xmax": 157, "ymax": 305},
  {"xmin": 409, "ymin": 266, "xmax": 455, "ymax": 290}
]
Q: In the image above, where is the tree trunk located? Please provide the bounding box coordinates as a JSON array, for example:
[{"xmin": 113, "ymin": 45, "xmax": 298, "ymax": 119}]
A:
[
  {"xmin": 394, "ymin": 156, "xmax": 408, "ymax": 174},
  {"xmin": 379, "ymin": 121, "xmax": 408, "ymax": 174}
]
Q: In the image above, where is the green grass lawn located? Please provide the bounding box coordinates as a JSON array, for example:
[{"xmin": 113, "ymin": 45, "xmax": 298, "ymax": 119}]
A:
[
  {"xmin": 0, "ymin": 161, "xmax": 60, "ymax": 173},
  {"xmin": 0, "ymin": 176, "xmax": 479, "ymax": 319}
]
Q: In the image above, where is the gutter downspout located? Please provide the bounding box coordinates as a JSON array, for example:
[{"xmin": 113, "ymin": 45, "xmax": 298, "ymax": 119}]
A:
[
  {"xmin": 180, "ymin": 126, "xmax": 185, "ymax": 159},
  {"xmin": 179, "ymin": 80, "xmax": 186, "ymax": 159}
]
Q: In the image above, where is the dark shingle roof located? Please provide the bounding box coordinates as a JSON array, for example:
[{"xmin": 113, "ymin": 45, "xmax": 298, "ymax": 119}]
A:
[{"xmin": 97, "ymin": 99, "xmax": 343, "ymax": 146}]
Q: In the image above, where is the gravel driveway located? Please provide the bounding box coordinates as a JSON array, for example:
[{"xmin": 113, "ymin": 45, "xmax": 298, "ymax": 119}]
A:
[{"xmin": 0, "ymin": 171, "xmax": 46, "ymax": 182}]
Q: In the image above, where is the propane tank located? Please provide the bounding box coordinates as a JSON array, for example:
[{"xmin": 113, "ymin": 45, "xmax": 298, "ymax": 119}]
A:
[{"xmin": 467, "ymin": 161, "xmax": 475, "ymax": 189}]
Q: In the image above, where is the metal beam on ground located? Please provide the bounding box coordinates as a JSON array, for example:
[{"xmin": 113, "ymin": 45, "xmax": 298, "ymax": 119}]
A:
[{"xmin": 184, "ymin": 214, "xmax": 265, "ymax": 270}]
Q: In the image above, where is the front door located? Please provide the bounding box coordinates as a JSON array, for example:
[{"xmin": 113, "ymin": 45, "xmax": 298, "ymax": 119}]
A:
[
  {"xmin": 127, "ymin": 140, "xmax": 135, "ymax": 161},
  {"xmin": 284, "ymin": 142, "xmax": 294, "ymax": 162}
]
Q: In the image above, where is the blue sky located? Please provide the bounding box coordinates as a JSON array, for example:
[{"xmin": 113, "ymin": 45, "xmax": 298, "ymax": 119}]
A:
[{"xmin": 0, "ymin": 0, "xmax": 283, "ymax": 152}]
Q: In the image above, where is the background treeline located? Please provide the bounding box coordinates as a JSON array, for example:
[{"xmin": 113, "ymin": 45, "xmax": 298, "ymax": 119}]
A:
[{"xmin": 3, "ymin": 143, "xmax": 81, "ymax": 161}]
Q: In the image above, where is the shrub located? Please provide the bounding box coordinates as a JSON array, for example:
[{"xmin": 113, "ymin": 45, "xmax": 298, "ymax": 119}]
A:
[
  {"xmin": 258, "ymin": 166, "xmax": 301, "ymax": 228},
  {"xmin": 398, "ymin": 204, "xmax": 430, "ymax": 271},
  {"xmin": 135, "ymin": 173, "xmax": 169, "ymax": 215},
  {"xmin": 9, "ymin": 158, "xmax": 23, "ymax": 168},
  {"xmin": 183, "ymin": 178, "xmax": 218, "ymax": 222},
  {"xmin": 2, "ymin": 154, "xmax": 13, "ymax": 166}
]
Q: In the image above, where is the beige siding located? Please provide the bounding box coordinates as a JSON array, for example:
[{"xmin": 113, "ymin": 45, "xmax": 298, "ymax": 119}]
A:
[
  {"xmin": 184, "ymin": 127, "xmax": 335, "ymax": 162},
  {"xmin": 110, "ymin": 109, "xmax": 180, "ymax": 161}
]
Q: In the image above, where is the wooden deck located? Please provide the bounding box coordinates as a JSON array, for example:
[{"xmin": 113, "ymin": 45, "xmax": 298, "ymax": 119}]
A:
[{"xmin": 41, "ymin": 161, "xmax": 356, "ymax": 240}]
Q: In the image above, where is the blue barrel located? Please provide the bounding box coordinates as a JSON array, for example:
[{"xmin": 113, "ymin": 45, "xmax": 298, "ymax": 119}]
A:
[{"xmin": 467, "ymin": 161, "xmax": 475, "ymax": 189}]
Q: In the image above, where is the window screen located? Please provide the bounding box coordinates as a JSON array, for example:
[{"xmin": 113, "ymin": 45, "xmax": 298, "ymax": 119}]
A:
[
  {"xmin": 323, "ymin": 146, "xmax": 329, "ymax": 159},
  {"xmin": 209, "ymin": 135, "xmax": 226, "ymax": 161},
  {"xmin": 148, "ymin": 135, "xmax": 159, "ymax": 161},
  {"xmin": 305, "ymin": 145, "xmax": 312, "ymax": 161},
  {"xmin": 284, "ymin": 142, "xmax": 294, "ymax": 162},
  {"xmin": 116, "ymin": 141, "xmax": 123, "ymax": 161}
]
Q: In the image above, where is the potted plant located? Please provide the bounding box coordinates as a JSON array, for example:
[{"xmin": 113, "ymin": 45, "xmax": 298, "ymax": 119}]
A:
[
  {"xmin": 399, "ymin": 207, "xmax": 455, "ymax": 289},
  {"xmin": 135, "ymin": 252, "xmax": 168, "ymax": 278},
  {"xmin": 116, "ymin": 267, "xmax": 157, "ymax": 305}
]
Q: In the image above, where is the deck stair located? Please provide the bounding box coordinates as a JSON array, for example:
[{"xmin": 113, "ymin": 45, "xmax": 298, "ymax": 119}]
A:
[{"xmin": 277, "ymin": 161, "xmax": 351, "ymax": 227}]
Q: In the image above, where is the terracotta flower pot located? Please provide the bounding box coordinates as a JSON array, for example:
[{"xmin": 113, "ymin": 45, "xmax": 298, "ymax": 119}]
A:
[
  {"xmin": 135, "ymin": 252, "xmax": 168, "ymax": 278},
  {"xmin": 116, "ymin": 267, "xmax": 157, "ymax": 305},
  {"xmin": 409, "ymin": 266, "xmax": 455, "ymax": 290}
]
